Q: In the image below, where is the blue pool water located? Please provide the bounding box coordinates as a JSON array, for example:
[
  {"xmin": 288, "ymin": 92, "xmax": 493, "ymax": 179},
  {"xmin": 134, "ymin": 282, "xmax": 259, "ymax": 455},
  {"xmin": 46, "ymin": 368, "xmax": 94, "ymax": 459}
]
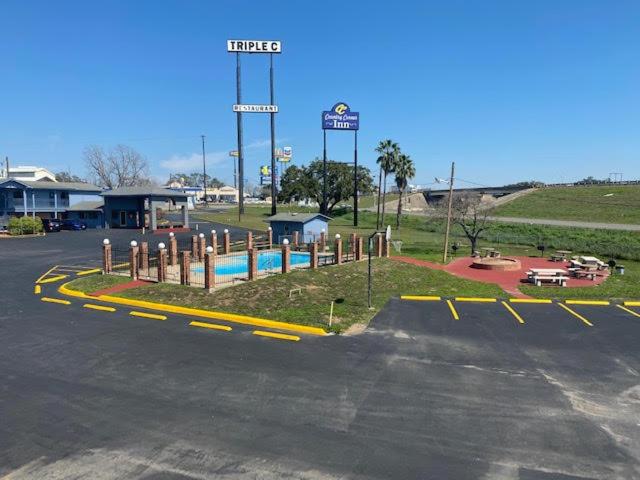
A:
[{"xmin": 193, "ymin": 251, "xmax": 310, "ymax": 276}]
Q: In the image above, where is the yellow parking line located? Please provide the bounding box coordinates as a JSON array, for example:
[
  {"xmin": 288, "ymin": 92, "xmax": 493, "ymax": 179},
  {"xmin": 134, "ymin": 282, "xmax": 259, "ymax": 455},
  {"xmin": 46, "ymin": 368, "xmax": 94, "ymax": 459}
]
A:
[
  {"xmin": 558, "ymin": 303, "xmax": 593, "ymax": 327},
  {"xmin": 509, "ymin": 298, "xmax": 552, "ymax": 304},
  {"xmin": 616, "ymin": 304, "xmax": 640, "ymax": 318},
  {"xmin": 190, "ymin": 321, "xmax": 232, "ymax": 331},
  {"xmin": 41, "ymin": 297, "xmax": 71, "ymax": 305},
  {"xmin": 624, "ymin": 301, "xmax": 640, "ymax": 307},
  {"xmin": 400, "ymin": 295, "xmax": 442, "ymax": 301},
  {"xmin": 455, "ymin": 297, "xmax": 497, "ymax": 303},
  {"xmin": 129, "ymin": 311, "xmax": 167, "ymax": 321},
  {"xmin": 565, "ymin": 300, "xmax": 610, "ymax": 306},
  {"xmin": 501, "ymin": 301, "xmax": 525, "ymax": 325},
  {"xmin": 34, "ymin": 285, "xmax": 41, "ymax": 294},
  {"xmin": 253, "ymin": 330, "xmax": 300, "ymax": 342},
  {"xmin": 446, "ymin": 300, "xmax": 460, "ymax": 320},
  {"xmin": 83, "ymin": 303, "xmax": 116, "ymax": 312},
  {"xmin": 77, "ymin": 268, "xmax": 101, "ymax": 276},
  {"xmin": 38, "ymin": 274, "xmax": 68, "ymax": 284},
  {"xmin": 35, "ymin": 265, "xmax": 58, "ymax": 284}
]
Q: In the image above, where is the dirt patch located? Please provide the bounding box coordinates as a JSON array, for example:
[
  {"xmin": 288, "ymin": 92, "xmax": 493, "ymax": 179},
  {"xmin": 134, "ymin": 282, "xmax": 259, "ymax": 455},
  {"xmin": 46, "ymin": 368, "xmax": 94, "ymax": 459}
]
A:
[{"xmin": 342, "ymin": 323, "xmax": 368, "ymax": 336}]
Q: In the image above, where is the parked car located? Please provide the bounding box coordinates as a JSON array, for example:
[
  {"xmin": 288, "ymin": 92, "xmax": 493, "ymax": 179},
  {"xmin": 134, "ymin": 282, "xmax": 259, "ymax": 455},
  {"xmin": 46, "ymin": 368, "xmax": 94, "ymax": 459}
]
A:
[
  {"xmin": 42, "ymin": 218, "xmax": 62, "ymax": 232},
  {"xmin": 61, "ymin": 219, "xmax": 87, "ymax": 231}
]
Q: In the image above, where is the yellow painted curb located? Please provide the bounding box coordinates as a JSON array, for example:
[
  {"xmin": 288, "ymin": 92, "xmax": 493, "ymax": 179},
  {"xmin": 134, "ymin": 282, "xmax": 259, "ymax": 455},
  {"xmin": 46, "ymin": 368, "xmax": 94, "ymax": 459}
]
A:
[
  {"xmin": 35, "ymin": 265, "xmax": 58, "ymax": 284},
  {"xmin": 446, "ymin": 299, "xmax": 459, "ymax": 320},
  {"xmin": 59, "ymin": 282, "xmax": 327, "ymax": 336},
  {"xmin": 34, "ymin": 285, "xmax": 41, "ymax": 294},
  {"xmin": 565, "ymin": 300, "xmax": 610, "ymax": 306},
  {"xmin": 130, "ymin": 311, "xmax": 167, "ymax": 321},
  {"xmin": 253, "ymin": 330, "xmax": 300, "ymax": 342},
  {"xmin": 83, "ymin": 303, "xmax": 116, "ymax": 312},
  {"xmin": 558, "ymin": 303, "xmax": 593, "ymax": 327},
  {"xmin": 616, "ymin": 304, "xmax": 640, "ymax": 318},
  {"xmin": 190, "ymin": 321, "xmax": 232, "ymax": 332},
  {"xmin": 38, "ymin": 274, "xmax": 68, "ymax": 284},
  {"xmin": 624, "ymin": 301, "xmax": 640, "ymax": 307},
  {"xmin": 501, "ymin": 301, "xmax": 525, "ymax": 325},
  {"xmin": 454, "ymin": 297, "xmax": 497, "ymax": 303},
  {"xmin": 77, "ymin": 268, "xmax": 101, "ymax": 276},
  {"xmin": 509, "ymin": 298, "xmax": 552, "ymax": 304},
  {"xmin": 41, "ymin": 297, "xmax": 71, "ymax": 305},
  {"xmin": 400, "ymin": 295, "xmax": 442, "ymax": 301}
]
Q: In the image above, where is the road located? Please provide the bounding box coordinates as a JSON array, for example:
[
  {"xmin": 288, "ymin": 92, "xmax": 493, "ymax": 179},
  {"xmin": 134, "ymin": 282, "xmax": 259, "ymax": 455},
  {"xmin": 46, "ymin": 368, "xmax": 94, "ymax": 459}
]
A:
[
  {"xmin": 486, "ymin": 215, "xmax": 640, "ymax": 231},
  {"xmin": 1, "ymin": 229, "xmax": 640, "ymax": 478}
]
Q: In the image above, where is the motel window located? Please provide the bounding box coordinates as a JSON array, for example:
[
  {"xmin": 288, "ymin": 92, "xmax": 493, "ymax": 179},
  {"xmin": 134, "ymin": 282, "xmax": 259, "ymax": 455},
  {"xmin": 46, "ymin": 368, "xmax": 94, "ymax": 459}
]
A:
[
  {"xmin": 89, "ymin": 212, "xmax": 98, "ymax": 219},
  {"xmin": 60, "ymin": 192, "xmax": 69, "ymax": 200},
  {"xmin": 78, "ymin": 212, "xmax": 85, "ymax": 219},
  {"xmin": 13, "ymin": 191, "xmax": 22, "ymax": 199}
]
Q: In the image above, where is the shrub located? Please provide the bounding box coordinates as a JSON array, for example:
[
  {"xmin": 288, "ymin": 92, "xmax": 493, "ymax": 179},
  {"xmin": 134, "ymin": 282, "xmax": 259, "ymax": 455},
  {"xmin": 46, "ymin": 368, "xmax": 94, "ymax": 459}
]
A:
[{"xmin": 8, "ymin": 216, "xmax": 43, "ymax": 235}]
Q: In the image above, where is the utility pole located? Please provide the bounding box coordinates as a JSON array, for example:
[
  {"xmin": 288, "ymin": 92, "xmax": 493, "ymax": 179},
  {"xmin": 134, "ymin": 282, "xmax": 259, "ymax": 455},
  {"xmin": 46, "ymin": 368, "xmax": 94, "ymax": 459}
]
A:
[
  {"xmin": 269, "ymin": 53, "xmax": 277, "ymax": 215},
  {"xmin": 442, "ymin": 161, "xmax": 455, "ymax": 263},
  {"xmin": 201, "ymin": 135, "xmax": 208, "ymax": 207}
]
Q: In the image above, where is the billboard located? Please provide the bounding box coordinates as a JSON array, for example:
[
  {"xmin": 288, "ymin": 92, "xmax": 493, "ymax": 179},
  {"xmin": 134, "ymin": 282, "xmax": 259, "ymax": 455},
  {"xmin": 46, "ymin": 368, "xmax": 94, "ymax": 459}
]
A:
[
  {"xmin": 322, "ymin": 102, "xmax": 359, "ymax": 130},
  {"xmin": 227, "ymin": 40, "xmax": 282, "ymax": 54}
]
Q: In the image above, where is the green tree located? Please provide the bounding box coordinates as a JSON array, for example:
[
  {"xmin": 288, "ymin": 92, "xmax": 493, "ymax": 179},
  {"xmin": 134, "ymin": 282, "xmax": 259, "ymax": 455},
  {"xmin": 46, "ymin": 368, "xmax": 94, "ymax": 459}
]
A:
[
  {"xmin": 278, "ymin": 165, "xmax": 310, "ymax": 203},
  {"xmin": 375, "ymin": 140, "xmax": 399, "ymax": 228},
  {"xmin": 393, "ymin": 153, "xmax": 416, "ymax": 229},
  {"xmin": 278, "ymin": 159, "xmax": 373, "ymax": 214}
]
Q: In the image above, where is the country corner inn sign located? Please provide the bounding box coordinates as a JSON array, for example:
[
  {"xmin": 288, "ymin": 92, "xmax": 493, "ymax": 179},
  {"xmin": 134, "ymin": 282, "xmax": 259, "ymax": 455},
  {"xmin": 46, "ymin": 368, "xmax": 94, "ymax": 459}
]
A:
[
  {"xmin": 227, "ymin": 40, "xmax": 282, "ymax": 54},
  {"xmin": 322, "ymin": 102, "xmax": 359, "ymax": 130}
]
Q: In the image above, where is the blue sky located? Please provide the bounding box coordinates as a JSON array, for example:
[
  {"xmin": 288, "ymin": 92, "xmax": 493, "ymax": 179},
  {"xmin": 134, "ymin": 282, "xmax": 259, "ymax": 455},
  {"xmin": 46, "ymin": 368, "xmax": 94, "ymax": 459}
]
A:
[{"xmin": 2, "ymin": 0, "xmax": 639, "ymax": 188}]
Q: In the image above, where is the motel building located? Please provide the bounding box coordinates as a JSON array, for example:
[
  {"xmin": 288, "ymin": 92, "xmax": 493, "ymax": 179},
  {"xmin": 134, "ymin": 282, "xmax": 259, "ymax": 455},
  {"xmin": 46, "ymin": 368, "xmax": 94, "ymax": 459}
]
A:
[
  {"xmin": 101, "ymin": 186, "xmax": 191, "ymax": 230},
  {"xmin": 0, "ymin": 177, "xmax": 103, "ymax": 227},
  {"xmin": 0, "ymin": 178, "xmax": 192, "ymax": 231}
]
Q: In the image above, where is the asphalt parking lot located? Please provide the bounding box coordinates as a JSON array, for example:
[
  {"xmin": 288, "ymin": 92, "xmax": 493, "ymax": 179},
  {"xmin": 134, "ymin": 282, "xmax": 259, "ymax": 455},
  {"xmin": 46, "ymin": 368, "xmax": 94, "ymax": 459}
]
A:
[{"xmin": 1, "ymin": 230, "xmax": 640, "ymax": 479}]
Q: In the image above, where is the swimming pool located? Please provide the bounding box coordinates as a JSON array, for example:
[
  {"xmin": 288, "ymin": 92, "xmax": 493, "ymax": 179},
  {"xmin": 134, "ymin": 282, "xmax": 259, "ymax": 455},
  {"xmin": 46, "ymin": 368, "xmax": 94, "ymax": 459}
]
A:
[{"xmin": 193, "ymin": 250, "xmax": 311, "ymax": 276}]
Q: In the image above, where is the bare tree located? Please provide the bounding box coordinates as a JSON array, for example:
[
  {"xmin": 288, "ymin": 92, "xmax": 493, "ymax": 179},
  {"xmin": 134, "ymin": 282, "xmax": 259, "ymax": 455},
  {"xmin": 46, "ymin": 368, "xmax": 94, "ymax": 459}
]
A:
[
  {"xmin": 441, "ymin": 193, "xmax": 492, "ymax": 255},
  {"xmin": 84, "ymin": 144, "xmax": 150, "ymax": 188}
]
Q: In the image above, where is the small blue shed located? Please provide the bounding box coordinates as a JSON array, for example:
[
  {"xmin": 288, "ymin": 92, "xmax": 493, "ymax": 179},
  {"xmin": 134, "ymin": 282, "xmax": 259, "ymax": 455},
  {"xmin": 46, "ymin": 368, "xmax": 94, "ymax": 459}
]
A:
[{"xmin": 266, "ymin": 212, "xmax": 331, "ymax": 244}]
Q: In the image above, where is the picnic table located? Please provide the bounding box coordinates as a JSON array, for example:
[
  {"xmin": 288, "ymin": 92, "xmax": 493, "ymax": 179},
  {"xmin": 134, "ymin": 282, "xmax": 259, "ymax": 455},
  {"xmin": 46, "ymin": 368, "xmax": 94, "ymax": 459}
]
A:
[
  {"xmin": 480, "ymin": 247, "xmax": 501, "ymax": 258},
  {"xmin": 578, "ymin": 256, "xmax": 609, "ymax": 271},
  {"xmin": 526, "ymin": 268, "xmax": 569, "ymax": 287},
  {"xmin": 550, "ymin": 250, "xmax": 572, "ymax": 262}
]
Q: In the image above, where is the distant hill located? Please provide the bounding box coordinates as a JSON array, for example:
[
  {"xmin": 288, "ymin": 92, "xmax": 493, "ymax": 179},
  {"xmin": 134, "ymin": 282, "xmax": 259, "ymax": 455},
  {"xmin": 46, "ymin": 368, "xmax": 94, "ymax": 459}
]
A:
[{"xmin": 492, "ymin": 185, "xmax": 640, "ymax": 224}]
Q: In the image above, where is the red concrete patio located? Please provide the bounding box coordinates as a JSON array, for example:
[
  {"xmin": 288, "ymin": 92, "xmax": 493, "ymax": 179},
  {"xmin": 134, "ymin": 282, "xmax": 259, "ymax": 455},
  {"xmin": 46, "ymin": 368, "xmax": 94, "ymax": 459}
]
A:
[{"xmin": 393, "ymin": 256, "xmax": 609, "ymax": 298}]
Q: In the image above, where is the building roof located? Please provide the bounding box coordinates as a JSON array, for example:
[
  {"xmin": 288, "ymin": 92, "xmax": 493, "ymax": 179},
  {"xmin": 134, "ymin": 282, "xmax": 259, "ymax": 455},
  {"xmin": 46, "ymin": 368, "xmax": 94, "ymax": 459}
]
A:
[
  {"xmin": 265, "ymin": 212, "xmax": 331, "ymax": 223},
  {"xmin": 0, "ymin": 178, "xmax": 101, "ymax": 192},
  {"xmin": 66, "ymin": 200, "xmax": 104, "ymax": 211},
  {"xmin": 101, "ymin": 186, "xmax": 190, "ymax": 198}
]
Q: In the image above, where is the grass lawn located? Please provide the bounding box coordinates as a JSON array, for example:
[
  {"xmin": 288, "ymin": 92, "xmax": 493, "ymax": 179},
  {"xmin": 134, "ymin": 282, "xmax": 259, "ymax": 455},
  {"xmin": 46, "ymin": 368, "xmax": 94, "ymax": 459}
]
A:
[
  {"xmin": 67, "ymin": 258, "xmax": 505, "ymax": 333},
  {"xmin": 493, "ymin": 185, "xmax": 640, "ymax": 224}
]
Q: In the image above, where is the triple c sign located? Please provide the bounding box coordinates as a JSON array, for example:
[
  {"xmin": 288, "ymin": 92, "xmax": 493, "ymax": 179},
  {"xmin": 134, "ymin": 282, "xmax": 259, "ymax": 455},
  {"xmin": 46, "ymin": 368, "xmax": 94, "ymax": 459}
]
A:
[
  {"xmin": 322, "ymin": 102, "xmax": 360, "ymax": 131},
  {"xmin": 227, "ymin": 39, "xmax": 282, "ymax": 54}
]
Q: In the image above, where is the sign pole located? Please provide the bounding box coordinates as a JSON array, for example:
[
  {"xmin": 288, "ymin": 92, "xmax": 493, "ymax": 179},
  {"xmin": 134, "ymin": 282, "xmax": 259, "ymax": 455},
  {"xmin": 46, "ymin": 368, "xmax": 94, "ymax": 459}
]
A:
[
  {"xmin": 322, "ymin": 129, "xmax": 327, "ymax": 216},
  {"xmin": 269, "ymin": 53, "xmax": 277, "ymax": 215},
  {"xmin": 236, "ymin": 52, "xmax": 244, "ymax": 219},
  {"xmin": 353, "ymin": 130, "xmax": 358, "ymax": 227}
]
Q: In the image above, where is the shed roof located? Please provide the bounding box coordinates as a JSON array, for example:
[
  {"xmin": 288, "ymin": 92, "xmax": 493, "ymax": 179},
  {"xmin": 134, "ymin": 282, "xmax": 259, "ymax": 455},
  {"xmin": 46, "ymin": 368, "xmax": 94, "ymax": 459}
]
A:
[
  {"xmin": 66, "ymin": 200, "xmax": 104, "ymax": 211},
  {"xmin": 101, "ymin": 186, "xmax": 190, "ymax": 198},
  {"xmin": 265, "ymin": 212, "xmax": 331, "ymax": 223}
]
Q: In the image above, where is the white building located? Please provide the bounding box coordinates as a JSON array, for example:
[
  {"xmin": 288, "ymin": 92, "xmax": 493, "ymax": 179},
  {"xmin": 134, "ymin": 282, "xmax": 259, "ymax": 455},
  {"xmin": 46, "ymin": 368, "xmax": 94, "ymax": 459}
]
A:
[{"xmin": 1, "ymin": 166, "xmax": 57, "ymax": 182}]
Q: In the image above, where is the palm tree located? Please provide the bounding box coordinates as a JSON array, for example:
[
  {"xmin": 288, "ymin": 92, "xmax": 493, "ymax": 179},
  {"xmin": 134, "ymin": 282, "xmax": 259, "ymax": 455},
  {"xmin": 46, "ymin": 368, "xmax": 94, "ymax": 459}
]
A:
[
  {"xmin": 375, "ymin": 139, "xmax": 398, "ymax": 229},
  {"xmin": 393, "ymin": 153, "xmax": 416, "ymax": 229}
]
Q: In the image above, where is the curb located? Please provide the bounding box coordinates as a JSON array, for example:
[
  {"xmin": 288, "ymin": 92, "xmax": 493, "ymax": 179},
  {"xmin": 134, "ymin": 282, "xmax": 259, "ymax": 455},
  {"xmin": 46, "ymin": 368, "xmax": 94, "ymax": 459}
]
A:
[{"xmin": 58, "ymin": 282, "xmax": 327, "ymax": 336}]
